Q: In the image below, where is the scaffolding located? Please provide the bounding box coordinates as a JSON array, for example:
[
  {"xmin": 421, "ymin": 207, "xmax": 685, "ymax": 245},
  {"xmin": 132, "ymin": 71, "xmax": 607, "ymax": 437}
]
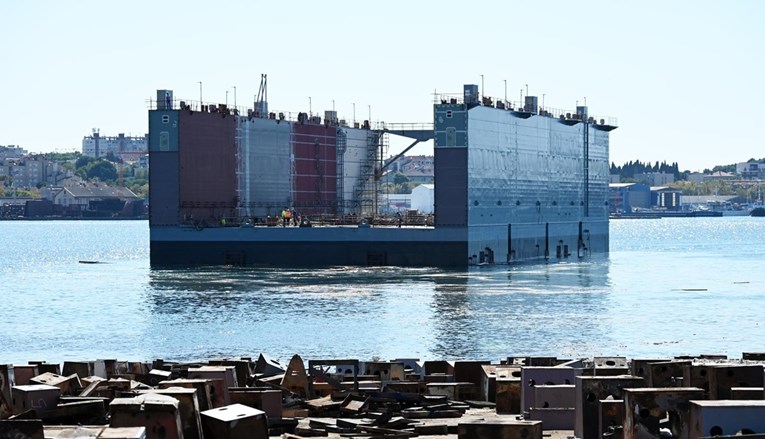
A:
[
  {"xmin": 336, "ymin": 129, "xmax": 347, "ymax": 214},
  {"xmin": 350, "ymin": 130, "xmax": 387, "ymax": 217}
]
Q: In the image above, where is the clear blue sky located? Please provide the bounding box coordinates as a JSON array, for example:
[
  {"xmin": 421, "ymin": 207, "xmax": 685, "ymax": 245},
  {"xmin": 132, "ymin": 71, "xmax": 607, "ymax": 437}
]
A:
[{"xmin": 1, "ymin": 1, "xmax": 762, "ymax": 172}]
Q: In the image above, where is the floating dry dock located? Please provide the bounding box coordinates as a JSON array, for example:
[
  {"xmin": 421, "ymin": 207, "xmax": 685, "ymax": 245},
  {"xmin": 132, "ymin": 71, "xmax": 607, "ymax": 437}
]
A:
[
  {"xmin": 149, "ymin": 83, "xmax": 617, "ymax": 268},
  {"xmin": 3, "ymin": 353, "xmax": 765, "ymax": 438}
]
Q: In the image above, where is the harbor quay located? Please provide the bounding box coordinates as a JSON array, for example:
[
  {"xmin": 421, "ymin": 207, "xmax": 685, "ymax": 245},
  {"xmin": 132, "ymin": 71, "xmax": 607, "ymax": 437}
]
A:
[{"xmin": 2, "ymin": 354, "xmax": 765, "ymax": 438}]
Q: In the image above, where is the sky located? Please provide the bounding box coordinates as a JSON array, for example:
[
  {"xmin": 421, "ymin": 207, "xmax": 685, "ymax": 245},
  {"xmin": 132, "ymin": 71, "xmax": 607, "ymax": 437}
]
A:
[{"xmin": 1, "ymin": 1, "xmax": 762, "ymax": 172}]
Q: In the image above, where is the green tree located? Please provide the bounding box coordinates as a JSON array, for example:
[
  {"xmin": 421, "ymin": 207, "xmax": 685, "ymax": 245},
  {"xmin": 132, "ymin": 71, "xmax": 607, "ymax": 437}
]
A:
[
  {"xmin": 105, "ymin": 151, "xmax": 123, "ymax": 164},
  {"xmin": 75, "ymin": 156, "xmax": 95, "ymax": 169},
  {"xmin": 46, "ymin": 151, "xmax": 81, "ymax": 162},
  {"xmin": 86, "ymin": 161, "xmax": 118, "ymax": 182},
  {"xmin": 393, "ymin": 172, "xmax": 409, "ymax": 185}
]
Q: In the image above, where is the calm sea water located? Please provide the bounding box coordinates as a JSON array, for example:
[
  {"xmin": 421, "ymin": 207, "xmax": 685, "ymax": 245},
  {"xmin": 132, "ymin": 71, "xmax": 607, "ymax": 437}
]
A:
[{"xmin": 1, "ymin": 217, "xmax": 764, "ymax": 365}]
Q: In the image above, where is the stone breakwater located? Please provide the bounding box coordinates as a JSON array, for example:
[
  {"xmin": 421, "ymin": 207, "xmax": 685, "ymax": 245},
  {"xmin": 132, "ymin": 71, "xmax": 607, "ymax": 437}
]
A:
[{"xmin": 2, "ymin": 353, "xmax": 765, "ymax": 438}]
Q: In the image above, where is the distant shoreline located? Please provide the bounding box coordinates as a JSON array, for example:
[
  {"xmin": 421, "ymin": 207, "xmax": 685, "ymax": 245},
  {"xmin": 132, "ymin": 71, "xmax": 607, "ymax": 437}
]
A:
[{"xmin": 0, "ymin": 216, "xmax": 147, "ymax": 221}]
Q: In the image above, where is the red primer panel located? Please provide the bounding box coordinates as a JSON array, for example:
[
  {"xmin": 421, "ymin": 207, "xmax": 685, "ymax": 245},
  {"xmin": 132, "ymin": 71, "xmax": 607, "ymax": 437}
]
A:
[
  {"xmin": 291, "ymin": 124, "xmax": 337, "ymax": 214},
  {"xmin": 178, "ymin": 110, "xmax": 238, "ymax": 220}
]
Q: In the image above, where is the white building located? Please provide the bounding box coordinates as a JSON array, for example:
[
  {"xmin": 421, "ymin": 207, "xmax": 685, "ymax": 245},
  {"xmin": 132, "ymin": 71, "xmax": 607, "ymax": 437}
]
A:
[
  {"xmin": 2, "ymin": 157, "xmax": 45, "ymax": 188},
  {"xmin": 82, "ymin": 130, "xmax": 148, "ymax": 162},
  {"xmin": 736, "ymin": 161, "xmax": 765, "ymax": 179},
  {"xmin": 0, "ymin": 145, "xmax": 27, "ymax": 160},
  {"xmin": 411, "ymin": 184, "xmax": 434, "ymax": 213}
]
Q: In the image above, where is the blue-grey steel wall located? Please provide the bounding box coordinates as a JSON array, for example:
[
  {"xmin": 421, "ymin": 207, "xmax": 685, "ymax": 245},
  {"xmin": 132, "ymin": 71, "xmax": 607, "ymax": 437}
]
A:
[
  {"xmin": 149, "ymin": 153, "xmax": 180, "ymax": 225},
  {"xmin": 149, "ymin": 110, "xmax": 179, "ymax": 152},
  {"xmin": 148, "ymin": 110, "xmax": 180, "ymax": 225},
  {"xmin": 458, "ymin": 105, "xmax": 610, "ymax": 263},
  {"xmin": 434, "ymin": 104, "xmax": 468, "ymax": 226}
]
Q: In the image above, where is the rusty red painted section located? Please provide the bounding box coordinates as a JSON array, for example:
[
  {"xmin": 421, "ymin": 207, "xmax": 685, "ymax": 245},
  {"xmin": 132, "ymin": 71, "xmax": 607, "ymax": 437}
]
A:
[
  {"xmin": 178, "ymin": 110, "xmax": 238, "ymax": 221},
  {"xmin": 291, "ymin": 124, "xmax": 337, "ymax": 214}
]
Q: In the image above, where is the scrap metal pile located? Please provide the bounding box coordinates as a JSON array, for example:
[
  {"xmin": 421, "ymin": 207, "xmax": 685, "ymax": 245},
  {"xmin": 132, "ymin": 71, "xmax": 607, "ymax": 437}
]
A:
[{"xmin": 2, "ymin": 353, "xmax": 765, "ymax": 438}]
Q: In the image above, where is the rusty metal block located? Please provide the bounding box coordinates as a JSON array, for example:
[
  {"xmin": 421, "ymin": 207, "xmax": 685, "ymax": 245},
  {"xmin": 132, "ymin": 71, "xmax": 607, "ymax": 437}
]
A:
[
  {"xmin": 48, "ymin": 399, "xmax": 107, "ymax": 422},
  {"xmin": 521, "ymin": 366, "xmax": 580, "ymax": 415},
  {"xmin": 649, "ymin": 360, "xmax": 689, "ymax": 388},
  {"xmin": 458, "ymin": 419, "xmax": 542, "ymax": 439},
  {"xmin": 188, "ymin": 365, "xmax": 237, "ymax": 388},
  {"xmin": 394, "ymin": 358, "xmax": 423, "ymax": 377},
  {"xmin": 146, "ymin": 369, "xmax": 172, "ymax": 387},
  {"xmin": 159, "ymin": 378, "xmax": 215, "ymax": 412},
  {"xmin": 11, "ymin": 384, "xmax": 60, "ymax": 417},
  {"xmin": 0, "ymin": 365, "xmax": 14, "ymax": 419},
  {"xmin": 109, "ymin": 394, "xmax": 183, "ymax": 439},
  {"xmin": 424, "ymin": 374, "xmax": 453, "ymax": 383},
  {"xmin": 0, "ymin": 419, "xmax": 44, "ymax": 439},
  {"xmin": 426, "ymin": 382, "xmax": 478, "ymax": 401},
  {"xmin": 364, "ymin": 361, "xmax": 405, "ymax": 381},
  {"xmin": 698, "ymin": 354, "xmax": 728, "ymax": 360},
  {"xmin": 201, "ymin": 403, "xmax": 268, "ymax": 439},
  {"xmin": 188, "ymin": 366, "xmax": 236, "ymax": 405},
  {"xmin": 35, "ymin": 363, "xmax": 61, "ymax": 376},
  {"xmin": 454, "ymin": 361, "xmax": 491, "ymax": 399},
  {"xmin": 228, "ymin": 387, "xmax": 282, "ymax": 420},
  {"xmin": 137, "ymin": 388, "xmax": 202, "ymax": 439},
  {"xmin": 682, "ymin": 363, "xmax": 714, "ymax": 396},
  {"xmin": 690, "ymin": 400, "xmax": 765, "ymax": 437},
  {"xmin": 311, "ymin": 381, "xmax": 335, "ymax": 397},
  {"xmin": 709, "ymin": 364, "xmax": 764, "ymax": 400},
  {"xmin": 423, "ymin": 360, "xmax": 454, "ymax": 375},
  {"xmin": 599, "ymin": 399, "xmax": 624, "ymax": 439},
  {"xmin": 62, "ymin": 361, "xmax": 91, "ymax": 380},
  {"xmin": 623, "ymin": 387, "xmax": 705, "ymax": 439},
  {"xmin": 496, "ymin": 375, "xmax": 521, "ymax": 414},
  {"xmin": 30, "ymin": 372, "xmax": 81, "ymax": 395},
  {"xmin": 528, "ymin": 407, "xmax": 575, "ymax": 429},
  {"xmin": 731, "ymin": 387, "xmax": 764, "ymax": 400},
  {"xmin": 208, "ymin": 359, "xmax": 251, "ymax": 389},
  {"xmin": 594, "ymin": 357, "xmax": 630, "ymax": 376},
  {"xmin": 12, "ymin": 365, "xmax": 39, "ymax": 386},
  {"xmin": 254, "ymin": 354, "xmax": 285, "ymax": 378},
  {"xmin": 575, "ymin": 376, "xmax": 643, "ymax": 439},
  {"xmin": 481, "ymin": 365, "xmax": 498, "ymax": 403},
  {"xmin": 630, "ymin": 359, "xmax": 667, "ymax": 385},
  {"xmin": 487, "ymin": 366, "xmax": 522, "ymax": 403}
]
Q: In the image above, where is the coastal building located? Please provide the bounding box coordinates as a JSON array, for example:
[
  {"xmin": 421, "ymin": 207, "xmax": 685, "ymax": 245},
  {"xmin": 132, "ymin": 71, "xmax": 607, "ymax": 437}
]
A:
[
  {"xmin": 651, "ymin": 186, "xmax": 681, "ymax": 210},
  {"xmin": 736, "ymin": 161, "xmax": 765, "ymax": 179},
  {"xmin": 681, "ymin": 195, "xmax": 748, "ymax": 213},
  {"xmin": 44, "ymin": 184, "xmax": 139, "ymax": 209},
  {"xmin": 385, "ymin": 155, "xmax": 435, "ymax": 184},
  {"xmin": 411, "ymin": 183, "xmax": 434, "ymax": 214},
  {"xmin": 0, "ymin": 145, "xmax": 27, "ymax": 160},
  {"xmin": 703, "ymin": 171, "xmax": 736, "ymax": 181},
  {"xmin": 1, "ymin": 157, "xmax": 45, "ymax": 188},
  {"xmin": 82, "ymin": 130, "xmax": 148, "ymax": 162},
  {"xmin": 634, "ymin": 172, "xmax": 674, "ymax": 186},
  {"xmin": 608, "ymin": 183, "xmax": 650, "ymax": 213}
]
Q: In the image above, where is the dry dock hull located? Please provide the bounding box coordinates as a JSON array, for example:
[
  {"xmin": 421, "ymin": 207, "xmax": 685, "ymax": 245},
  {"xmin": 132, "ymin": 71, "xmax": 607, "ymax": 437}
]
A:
[
  {"xmin": 149, "ymin": 221, "xmax": 607, "ymax": 268},
  {"xmin": 149, "ymin": 226, "xmax": 469, "ymax": 267}
]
